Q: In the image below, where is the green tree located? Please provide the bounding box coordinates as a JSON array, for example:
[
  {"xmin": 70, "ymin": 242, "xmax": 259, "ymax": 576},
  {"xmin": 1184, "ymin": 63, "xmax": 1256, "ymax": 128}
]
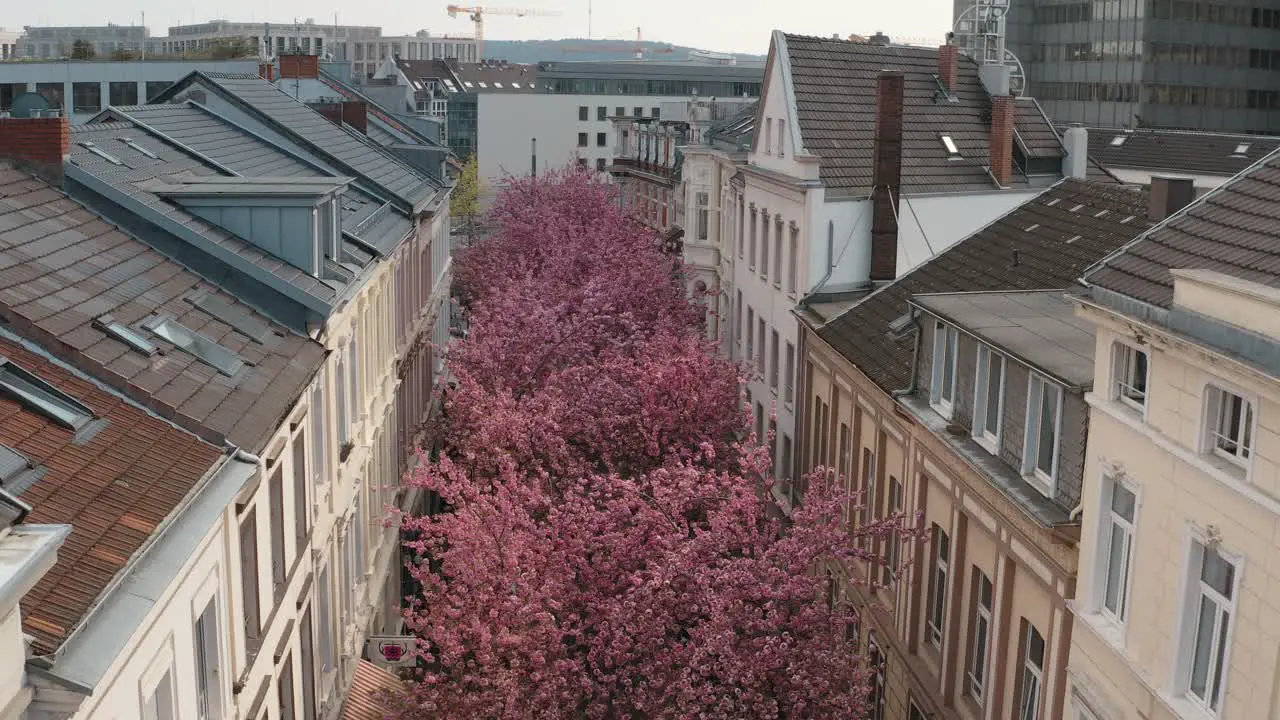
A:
[
  {"xmin": 70, "ymin": 39, "xmax": 96, "ymax": 60},
  {"xmin": 110, "ymin": 48, "xmax": 140, "ymax": 61},
  {"xmin": 207, "ymin": 37, "xmax": 254, "ymax": 59},
  {"xmin": 451, "ymin": 154, "xmax": 484, "ymax": 245}
]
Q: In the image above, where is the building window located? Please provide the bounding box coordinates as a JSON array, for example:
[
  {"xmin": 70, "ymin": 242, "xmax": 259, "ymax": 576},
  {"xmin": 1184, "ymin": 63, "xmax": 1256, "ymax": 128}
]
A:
[
  {"xmin": 310, "ymin": 379, "xmax": 327, "ymax": 484},
  {"xmin": 772, "ymin": 218, "xmax": 783, "ymax": 287},
  {"xmin": 930, "ymin": 321, "xmax": 959, "ymax": 416},
  {"xmin": 142, "ymin": 669, "xmax": 176, "ymax": 720},
  {"xmin": 869, "ymin": 635, "xmax": 887, "ymax": 720},
  {"xmin": 969, "ymin": 569, "xmax": 993, "ymax": 703},
  {"xmin": 293, "ymin": 431, "xmax": 309, "ymax": 549},
  {"xmin": 36, "ymin": 82, "xmax": 63, "ymax": 109},
  {"xmin": 783, "ymin": 341, "xmax": 795, "ymax": 406},
  {"xmin": 634, "ymin": 106, "xmax": 643, "ymax": 118},
  {"xmin": 578, "ymin": 105, "xmax": 588, "ymax": 121},
  {"xmin": 757, "ymin": 318, "xmax": 766, "ymax": 375},
  {"xmin": 108, "ymin": 81, "xmax": 138, "ymax": 106},
  {"xmin": 651, "ymin": 107, "xmax": 660, "ymax": 119},
  {"xmin": 927, "ymin": 525, "xmax": 950, "ymax": 648},
  {"xmin": 738, "ymin": 200, "xmax": 746, "ymax": 258},
  {"xmin": 1112, "ymin": 342, "xmax": 1148, "ymax": 411},
  {"xmin": 71, "ymin": 82, "xmax": 101, "ymax": 113},
  {"xmin": 577, "ymin": 158, "xmax": 588, "ymax": 168},
  {"xmin": 240, "ymin": 509, "xmax": 260, "ymax": 643},
  {"xmin": 760, "ymin": 212, "xmax": 770, "ymax": 281},
  {"xmin": 749, "ymin": 208, "xmax": 758, "ymax": 269},
  {"xmin": 145, "ymin": 81, "xmax": 171, "ymax": 102},
  {"xmin": 615, "ymin": 106, "xmax": 624, "ymax": 116},
  {"xmin": 909, "ymin": 701, "xmax": 927, "ymax": 720},
  {"xmin": 1100, "ymin": 478, "xmax": 1137, "ymax": 624},
  {"xmin": 883, "ymin": 477, "xmax": 902, "ymax": 585},
  {"xmin": 695, "ymin": 191, "xmax": 709, "ymax": 240},
  {"xmin": 756, "ymin": 401, "xmax": 765, "ymax": 444},
  {"xmin": 1205, "ymin": 384, "xmax": 1253, "ymax": 468},
  {"xmin": 859, "ymin": 450, "xmax": 876, "ymax": 529},
  {"xmin": 597, "ymin": 105, "xmax": 607, "ymax": 121},
  {"xmin": 765, "ymin": 117, "xmax": 773, "ymax": 154},
  {"xmin": 787, "ymin": 225, "xmax": 799, "ymax": 295},
  {"xmin": 577, "ymin": 132, "xmax": 588, "ymax": 147},
  {"xmin": 735, "ymin": 290, "xmax": 743, "ymax": 359},
  {"xmin": 596, "ymin": 158, "xmax": 607, "ymax": 171},
  {"xmin": 1019, "ymin": 623, "xmax": 1045, "ymax": 720},
  {"xmin": 194, "ymin": 597, "xmax": 223, "ymax": 720},
  {"xmin": 778, "ymin": 119, "xmax": 786, "ymax": 157},
  {"xmin": 1182, "ymin": 541, "xmax": 1236, "ymax": 712},
  {"xmin": 317, "ymin": 565, "xmax": 335, "ymax": 673},
  {"xmin": 1024, "ymin": 373, "xmax": 1063, "ymax": 493},
  {"xmin": 279, "ymin": 653, "xmax": 296, "ymax": 720},
  {"xmin": 973, "ymin": 345, "xmax": 1004, "ymax": 450},
  {"xmin": 781, "ymin": 434, "xmax": 793, "ymax": 481},
  {"xmin": 596, "ymin": 132, "xmax": 607, "ymax": 147},
  {"xmin": 269, "ymin": 467, "xmax": 287, "ymax": 597},
  {"xmin": 767, "ymin": 330, "xmax": 780, "ymax": 392},
  {"xmin": 746, "ymin": 307, "xmax": 754, "ymax": 363}
]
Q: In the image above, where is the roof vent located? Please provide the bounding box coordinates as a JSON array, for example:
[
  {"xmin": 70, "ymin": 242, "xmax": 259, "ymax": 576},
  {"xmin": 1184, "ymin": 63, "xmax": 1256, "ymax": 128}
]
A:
[
  {"xmin": 0, "ymin": 356, "xmax": 95, "ymax": 431},
  {"xmin": 887, "ymin": 312, "xmax": 915, "ymax": 337}
]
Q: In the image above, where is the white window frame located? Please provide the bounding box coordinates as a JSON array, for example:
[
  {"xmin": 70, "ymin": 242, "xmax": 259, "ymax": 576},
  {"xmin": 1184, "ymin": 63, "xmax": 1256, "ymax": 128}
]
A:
[
  {"xmin": 192, "ymin": 573, "xmax": 225, "ymax": 720},
  {"xmin": 783, "ymin": 341, "xmax": 795, "ymax": 407},
  {"xmin": 927, "ymin": 526, "xmax": 950, "ymax": 649},
  {"xmin": 931, "ymin": 320, "xmax": 960, "ymax": 417},
  {"xmin": 1111, "ymin": 340, "xmax": 1149, "ymax": 414},
  {"xmin": 972, "ymin": 344, "xmax": 1005, "ymax": 453},
  {"xmin": 1023, "ymin": 373, "xmax": 1064, "ymax": 496},
  {"xmin": 1174, "ymin": 536, "xmax": 1240, "ymax": 716},
  {"xmin": 884, "ymin": 477, "xmax": 903, "ymax": 585},
  {"xmin": 968, "ymin": 570, "xmax": 993, "ymax": 704},
  {"xmin": 1096, "ymin": 473, "xmax": 1138, "ymax": 628},
  {"xmin": 139, "ymin": 637, "xmax": 177, "ymax": 720},
  {"xmin": 1019, "ymin": 623, "xmax": 1045, "ymax": 720},
  {"xmin": 1202, "ymin": 382, "xmax": 1255, "ymax": 472}
]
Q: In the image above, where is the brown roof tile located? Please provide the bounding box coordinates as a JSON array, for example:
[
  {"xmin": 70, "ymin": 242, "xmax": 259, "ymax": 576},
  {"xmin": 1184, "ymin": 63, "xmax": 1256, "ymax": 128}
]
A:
[
  {"xmin": 0, "ymin": 163, "xmax": 325, "ymax": 452},
  {"xmin": 815, "ymin": 180, "xmax": 1153, "ymax": 392},
  {"xmin": 1084, "ymin": 152, "xmax": 1280, "ymax": 307},
  {"xmin": 0, "ymin": 336, "xmax": 223, "ymax": 656}
]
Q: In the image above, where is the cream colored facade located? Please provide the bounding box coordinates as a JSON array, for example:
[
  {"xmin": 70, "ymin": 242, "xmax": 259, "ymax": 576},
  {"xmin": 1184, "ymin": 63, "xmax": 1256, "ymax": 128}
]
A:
[
  {"xmin": 801, "ymin": 327, "xmax": 1081, "ymax": 720},
  {"xmin": 1069, "ymin": 269, "xmax": 1280, "ymax": 720}
]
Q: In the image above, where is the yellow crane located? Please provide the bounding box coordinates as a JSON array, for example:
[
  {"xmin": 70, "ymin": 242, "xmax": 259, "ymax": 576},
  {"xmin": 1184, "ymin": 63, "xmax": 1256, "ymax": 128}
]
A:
[{"xmin": 446, "ymin": 5, "xmax": 563, "ymax": 60}]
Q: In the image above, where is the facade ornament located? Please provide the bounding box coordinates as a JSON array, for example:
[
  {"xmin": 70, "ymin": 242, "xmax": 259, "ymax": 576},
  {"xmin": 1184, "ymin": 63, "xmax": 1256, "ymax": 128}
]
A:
[{"xmin": 1204, "ymin": 523, "xmax": 1223, "ymax": 548}]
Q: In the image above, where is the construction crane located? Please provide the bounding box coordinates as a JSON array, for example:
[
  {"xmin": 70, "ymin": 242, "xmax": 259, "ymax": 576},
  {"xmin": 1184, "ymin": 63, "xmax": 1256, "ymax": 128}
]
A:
[
  {"xmin": 446, "ymin": 5, "xmax": 562, "ymax": 60},
  {"xmin": 560, "ymin": 27, "xmax": 673, "ymax": 60}
]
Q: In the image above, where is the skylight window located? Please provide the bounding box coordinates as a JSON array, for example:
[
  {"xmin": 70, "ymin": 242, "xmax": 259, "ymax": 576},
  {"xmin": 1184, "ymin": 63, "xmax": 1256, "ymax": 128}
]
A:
[
  {"xmin": 464, "ymin": 81, "xmax": 474, "ymax": 88},
  {"xmin": 1066, "ymin": 234, "xmax": 1082, "ymax": 244},
  {"xmin": 78, "ymin": 141, "xmax": 124, "ymax": 166},
  {"xmin": 0, "ymin": 356, "xmax": 95, "ymax": 431},
  {"xmin": 1094, "ymin": 209, "xmax": 1110, "ymax": 218},
  {"xmin": 143, "ymin": 317, "xmax": 245, "ymax": 376},
  {"xmin": 93, "ymin": 316, "xmax": 157, "ymax": 356},
  {"xmin": 1120, "ymin": 215, "xmax": 1136, "ymax": 224},
  {"xmin": 1110, "ymin": 135, "xmax": 1128, "ymax": 147},
  {"xmin": 1070, "ymin": 204, "xmax": 1085, "ymax": 212},
  {"xmin": 187, "ymin": 291, "xmax": 270, "ymax": 344},
  {"xmin": 494, "ymin": 82, "xmax": 503, "ymax": 88},
  {"xmin": 940, "ymin": 134, "xmax": 961, "ymax": 157},
  {"xmin": 117, "ymin": 137, "xmax": 159, "ymax": 159},
  {"xmin": 512, "ymin": 82, "xmax": 522, "ymax": 88},
  {"xmin": 1045, "ymin": 197, "xmax": 1061, "ymax": 206},
  {"xmin": 1233, "ymin": 143, "xmax": 1251, "ymax": 155},
  {"xmin": 478, "ymin": 81, "xmax": 488, "ymax": 88}
]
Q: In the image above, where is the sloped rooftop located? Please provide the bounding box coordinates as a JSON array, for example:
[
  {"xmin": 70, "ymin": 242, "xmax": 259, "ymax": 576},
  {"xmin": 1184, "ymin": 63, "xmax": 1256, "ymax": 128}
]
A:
[
  {"xmin": 814, "ymin": 179, "xmax": 1153, "ymax": 393},
  {"xmin": 1082, "ymin": 126, "xmax": 1280, "ymax": 178}
]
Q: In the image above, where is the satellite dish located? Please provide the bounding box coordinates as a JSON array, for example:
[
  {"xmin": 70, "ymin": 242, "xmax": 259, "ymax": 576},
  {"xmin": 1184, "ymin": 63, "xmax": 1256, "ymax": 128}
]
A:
[{"xmin": 10, "ymin": 92, "xmax": 51, "ymax": 119}]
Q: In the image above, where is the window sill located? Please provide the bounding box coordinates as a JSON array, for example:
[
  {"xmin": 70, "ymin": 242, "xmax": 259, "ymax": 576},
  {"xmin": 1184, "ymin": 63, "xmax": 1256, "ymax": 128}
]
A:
[
  {"xmin": 1074, "ymin": 606, "xmax": 1128, "ymax": 656},
  {"xmin": 1022, "ymin": 470, "xmax": 1055, "ymax": 498},
  {"xmin": 930, "ymin": 401, "xmax": 954, "ymax": 422},
  {"xmin": 972, "ymin": 433, "xmax": 1000, "ymax": 456}
]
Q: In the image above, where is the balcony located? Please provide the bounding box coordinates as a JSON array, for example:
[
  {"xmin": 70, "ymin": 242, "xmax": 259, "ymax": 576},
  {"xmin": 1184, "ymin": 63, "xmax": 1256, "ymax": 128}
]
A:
[{"xmin": 608, "ymin": 156, "xmax": 677, "ymax": 184}]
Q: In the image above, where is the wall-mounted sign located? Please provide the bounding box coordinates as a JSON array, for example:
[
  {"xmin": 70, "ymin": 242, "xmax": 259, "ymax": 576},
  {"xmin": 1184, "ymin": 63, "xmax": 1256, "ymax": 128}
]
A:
[{"xmin": 365, "ymin": 635, "xmax": 417, "ymax": 667}]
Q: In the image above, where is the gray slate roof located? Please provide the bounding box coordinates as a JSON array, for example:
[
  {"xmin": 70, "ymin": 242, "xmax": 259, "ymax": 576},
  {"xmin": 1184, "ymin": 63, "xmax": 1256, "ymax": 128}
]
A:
[
  {"xmin": 708, "ymin": 101, "xmax": 756, "ymax": 151},
  {"xmin": 1083, "ymin": 151, "xmax": 1280, "ymax": 308},
  {"xmin": 780, "ymin": 34, "xmax": 1064, "ymax": 195},
  {"xmin": 155, "ymin": 73, "xmax": 442, "ymax": 211},
  {"xmin": 814, "ymin": 180, "xmax": 1153, "ymax": 393},
  {"xmin": 1082, "ymin": 126, "xmax": 1280, "ymax": 177}
]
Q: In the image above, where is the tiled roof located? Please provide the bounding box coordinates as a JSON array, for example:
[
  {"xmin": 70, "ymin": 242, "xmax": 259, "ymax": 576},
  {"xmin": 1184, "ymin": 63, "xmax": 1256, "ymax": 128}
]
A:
[
  {"xmin": 0, "ymin": 335, "xmax": 223, "ymax": 656},
  {"xmin": 0, "ymin": 163, "xmax": 325, "ymax": 452},
  {"xmin": 815, "ymin": 179, "xmax": 1153, "ymax": 392},
  {"xmin": 781, "ymin": 34, "xmax": 1064, "ymax": 194},
  {"xmin": 95, "ymin": 103, "xmax": 411, "ymax": 254},
  {"xmin": 158, "ymin": 72, "xmax": 442, "ymax": 210},
  {"xmin": 708, "ymin": 101, "xmax": 756, "ymax": 151},
  {"xmin": 1083, "ymin": 151, "xmax": 1280, "ymax": 308},
  {"xmin": 315, "ymin": 71, "xmax": 448, "ymax": 150},
  {"xmin": 1083, "ymin": 127, "xmax": 1280, "ymax": 177},
  {"xmin": 341, "ymin": 660, "xmax": 405, "ymax": 720},
  {"xmin": 1086, "ymin": 156, "xmax": 1125, "ymax": 184}
]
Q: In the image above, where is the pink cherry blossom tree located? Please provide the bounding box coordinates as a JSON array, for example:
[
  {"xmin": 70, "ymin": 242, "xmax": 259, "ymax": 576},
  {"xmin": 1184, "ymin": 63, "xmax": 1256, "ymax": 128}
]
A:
[{"xmin": 393, "ymin": 167, "xmax": 914, "ymax": 719}]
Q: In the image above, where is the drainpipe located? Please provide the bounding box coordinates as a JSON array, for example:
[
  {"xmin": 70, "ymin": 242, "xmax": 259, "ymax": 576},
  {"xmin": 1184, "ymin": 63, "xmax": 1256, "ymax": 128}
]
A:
[
  {"xmin": 1069, "ymin": 504, "xmax": 1083, "ymax": 522},
  {"xmin": 800, "ymin": 220, "xmax": 837, "ymax": 307},
  {"xmin": 891, "ymin": 310, "xmax": 923, "ymax": 399}
]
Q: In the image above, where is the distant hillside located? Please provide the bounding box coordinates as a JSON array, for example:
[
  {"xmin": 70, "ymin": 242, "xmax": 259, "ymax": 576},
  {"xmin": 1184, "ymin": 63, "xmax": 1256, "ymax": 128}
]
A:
[{"xmin": 484, "ymin": 38, "xmax": 764, "ymax": 64}]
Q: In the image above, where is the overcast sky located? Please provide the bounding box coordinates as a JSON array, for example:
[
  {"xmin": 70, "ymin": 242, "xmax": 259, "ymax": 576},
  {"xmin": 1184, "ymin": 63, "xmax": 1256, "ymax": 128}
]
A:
[{"xmin": 7, "ymin": 0, "xmax": 954, "ymax": 55}]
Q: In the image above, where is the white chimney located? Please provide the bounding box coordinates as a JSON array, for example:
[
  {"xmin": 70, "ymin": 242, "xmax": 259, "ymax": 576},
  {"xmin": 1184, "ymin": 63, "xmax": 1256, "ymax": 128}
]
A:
[{"xmin": 1062, "ymin": 123, "xmax": 1088, "ymax": 179}]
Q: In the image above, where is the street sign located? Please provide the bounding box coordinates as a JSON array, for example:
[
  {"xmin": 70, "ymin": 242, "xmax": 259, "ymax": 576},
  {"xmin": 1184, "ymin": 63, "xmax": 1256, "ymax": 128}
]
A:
[{"xmin": 366, "ymin": 635, "xmax": 417, "ymax": 667}]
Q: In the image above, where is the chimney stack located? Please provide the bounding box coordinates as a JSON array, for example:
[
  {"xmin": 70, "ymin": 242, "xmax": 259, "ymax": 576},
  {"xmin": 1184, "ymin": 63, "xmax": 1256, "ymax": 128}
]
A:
[
  {"xmin": 0, "ymin": 114, "xmax": 70, "ymax": 185},
  {"xmin": 1062, "ymin": 123, "xmax": 1088, "ymax": 179},
  {"xmin": 1148, "ymin": 176, "xmax": 1196, "ymax": 222},
  {"xmin": 870, "ymin": 70, "xmax": 904, "ymax": 282},
  {"xmin": 278, "ymin": 53, "xmax": 320, "ymax": 80},
  {"xmin": 341, "ymin": 100, "xmax": 368, "ymax": 135},
  {"xmin": 258, "ymin": 61, "xmax": 276, "ymax": 81},
  {"xmin": 938, "ymin": 43, "xmax": 959, "ymax": 92},
  {"xmin": 989, "ymin": 95, "xmax": 1016, "ymax": 188}
]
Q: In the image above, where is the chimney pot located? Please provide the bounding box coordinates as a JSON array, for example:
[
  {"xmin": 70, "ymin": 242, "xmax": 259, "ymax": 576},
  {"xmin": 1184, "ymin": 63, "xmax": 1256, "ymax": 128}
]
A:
[
  {"xmin": 871, "ymin": 70, "xmax": 905, "ymax": 282},
  {"xmin": 0, "ymin": 115, "xmax": 70, "ymax": 186},
  {"xmin": 938, "ymin": 43, "xmax": 959, "ymax": 92},
  {"xmin": 989, "ymin": 95, "xmax": 1016, "ymax": 188},
  {"xmin": 1148, "ymin": 176, "xmax": 1196, "ymax": 222}
]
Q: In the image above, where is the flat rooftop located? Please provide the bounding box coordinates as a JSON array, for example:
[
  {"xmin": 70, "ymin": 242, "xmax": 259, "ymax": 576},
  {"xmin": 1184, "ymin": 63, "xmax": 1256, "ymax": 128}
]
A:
[{"xmin": 910, "ymin": 290, "xmax": 1096, "ymax": 388}]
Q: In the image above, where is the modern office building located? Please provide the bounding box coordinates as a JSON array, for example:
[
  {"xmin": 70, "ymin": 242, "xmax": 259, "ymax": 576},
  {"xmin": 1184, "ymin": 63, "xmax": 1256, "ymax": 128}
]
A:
[
  {"xmin": 953, "ymin": 0, "xmax": 1280, "ymax": 133},
  {"xmin": 0, "ymin": 29, "xmax": 19, "ymax": 60},
  {"xmin": 17, "ymin": 24, "xmax": 150, "ymax": 59}
]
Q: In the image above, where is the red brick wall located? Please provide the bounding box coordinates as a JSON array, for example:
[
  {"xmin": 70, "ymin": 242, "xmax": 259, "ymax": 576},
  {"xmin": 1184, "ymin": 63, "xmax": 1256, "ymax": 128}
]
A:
[
  {"xmin": 989, "ymin": 95, "xmax": 1016, "ymax": 188},
  {"xmin": 0, "ymin": 116, "xmax": 70, "ymax": 178},
  {"xmin": 341, "ymin": 101, "xmax": 368, "ymax": 135},
  {"xmin": 279, "ymin": 53, "xmax": 319, "ymax": 80},
  {"xmin": 870, "ymin": 71, "xmax": 905, "ymax": 282},
  {"xmin": 938, "ymin": 44, "xmax": 959, "ymax": 92}
]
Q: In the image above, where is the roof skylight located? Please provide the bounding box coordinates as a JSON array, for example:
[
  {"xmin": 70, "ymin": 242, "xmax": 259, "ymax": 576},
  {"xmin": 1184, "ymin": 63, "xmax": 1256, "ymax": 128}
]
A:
[
  {"xmin": 143, "ymin": 317, "xmax": 245, "ymax": 376},
  {"xmin": 118, "ymin": 137, "xmax": 160, "ymax": 160},
  {"xmin": 1233, "ymin": 143, "xmax": 1251, "ymax": 155},
  {"xmin": 0, "ymin": 356, "xmax": 95, "ymax": 431},
  {"xmin": 1025, "ymin": 223, "xmax": 1041, "ymax": 232},
  {"xmin": 78, "ymin": 141, "xmax": 124, "ymax": 166},
  {"xmin": 940, "ymin": 134, "xmax": 961, "ymax": 157},
  {"xmin": 464, "ymin": 81, "xmax": 474, "ymax": 87},
  {"xmin": 512, "ymin": 82, "xmax": 522, "ymax": 88},
  {"xmin": 1110, "ymin": 135, "xmax": 1128, "ymax": 147},
  {"xmin": 93, "ymin": 317, "xmax": 157, "ymax": 356},
  {"xmin": 493, "ymin": 82, "xmax": 503, "ymax": 88},
  {"xmin": 478, "ymin": 81, "xmax": 488, "ymax": 88}
]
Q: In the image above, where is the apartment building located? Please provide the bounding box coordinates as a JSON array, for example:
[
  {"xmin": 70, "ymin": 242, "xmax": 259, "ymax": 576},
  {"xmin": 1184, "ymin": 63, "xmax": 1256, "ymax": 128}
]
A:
[
  {"xmin": 1067, "ymin": 164, "xmax": 1280, "ymax": 718},
  {"xmin": 796, "ymin": 178, "xmax": 1167, "ymax": 719},
  {"xmin": 0, "ymin": 29, "xmax": 19, "ymax": 61},
  {"xmin": 0, "ymin": 58, "xmax": 450, "ymax": 718}
]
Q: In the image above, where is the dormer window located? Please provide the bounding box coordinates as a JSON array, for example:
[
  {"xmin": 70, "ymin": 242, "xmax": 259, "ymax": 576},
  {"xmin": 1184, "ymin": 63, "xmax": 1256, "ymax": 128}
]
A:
[{"xmin": 941, "ymin": 134, "xmax": 961, "ymax": 159}]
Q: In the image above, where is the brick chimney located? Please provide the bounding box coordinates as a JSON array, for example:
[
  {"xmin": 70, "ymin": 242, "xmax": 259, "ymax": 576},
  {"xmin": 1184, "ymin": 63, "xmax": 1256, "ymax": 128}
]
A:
[
  {"xmin": 310, "ymin": 102, "xmax": 344, "ymax": 127},
  {"xmin": 258, "ymin": 62, "xmax": 276, "ymax": 81},
  {"xmin": 1148, "ymin": 176, "xmax": 1196, "ymax": 222},
  {"xmin": 279, "ymin": 53, "xmax": 320, "ymax": 80},
  {"xmin": 938, "ymin": 43, "xmax": 959, "ymax": 93},
  {"xmin": 341, "ymin": 101, "xmax": 368, "ymax": 135},
  {"xmin": 870, "ymin": 70, "xmax": 905, "ymax": 282},
  {"xmin": 989, "ymin": 95, "xmax": 1016, "ymax": 188},
  {"xmin": 0, "ymin": 114, "xmax": 70, "ymax": 185}
]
